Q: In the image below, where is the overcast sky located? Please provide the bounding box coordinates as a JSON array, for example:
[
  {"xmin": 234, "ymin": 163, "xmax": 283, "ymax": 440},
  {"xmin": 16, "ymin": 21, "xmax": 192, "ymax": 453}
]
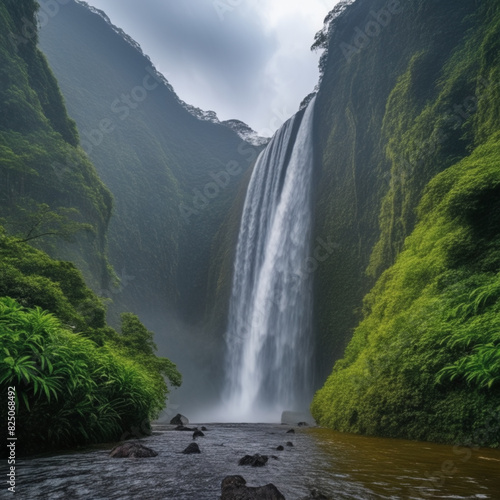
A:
[{"xmin": 84, "ymin": 0, "xmax": 337, "ymax": 136}]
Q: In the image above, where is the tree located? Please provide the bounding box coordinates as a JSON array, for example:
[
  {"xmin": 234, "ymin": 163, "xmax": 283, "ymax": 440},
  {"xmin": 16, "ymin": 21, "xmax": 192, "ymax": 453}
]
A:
[{"xmin": 3, "ymin": 201, "xmax": 93, "ymax": 243}]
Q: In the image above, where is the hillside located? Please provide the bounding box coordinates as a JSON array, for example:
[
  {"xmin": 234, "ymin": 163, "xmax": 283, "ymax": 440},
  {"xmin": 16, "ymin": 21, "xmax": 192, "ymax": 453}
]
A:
[
  {"xmin": 0, "ymin": 0, "xmax": 180, "ymax": 456},
  {"xmin": 311, "ymin": 0, "xmax": 500, "ymax": 444},
  {"xmin": 37, "ymin": 0, "xmax": 263, "ymax": 404},
  {"xmin": 38, "ymin": 0, "xmax": 259, "ymax": 327},
  {"xmin": 0, "ymin": 0, "xmax": 112, "ymax": 289}
]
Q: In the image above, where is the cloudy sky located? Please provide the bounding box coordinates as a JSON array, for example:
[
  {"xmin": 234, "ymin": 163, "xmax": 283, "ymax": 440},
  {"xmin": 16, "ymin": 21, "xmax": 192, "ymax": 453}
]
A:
[{"xmin": 84, "ymin": 0, "xmax": 337, "ymax": 135}]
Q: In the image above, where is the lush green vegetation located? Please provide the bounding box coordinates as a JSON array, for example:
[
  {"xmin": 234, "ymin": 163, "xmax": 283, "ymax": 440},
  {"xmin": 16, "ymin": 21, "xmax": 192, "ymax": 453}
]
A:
[
  {"xmin": 0, "ymin": 0, "xmax": 114, "ymax": 290},
  {"xmin": 1, "ymin": 297, "xmax": 180, "ymax": 454},
  {"xmin": 0, "ymin": 2, "xmax": 181, "ymax": 455},
  {"xmin": 0, "ymin": 230, "xmax": 180, "ymax": 455},
  {"xmin": 312, "ymin": 0, "xmax": 500, "ymax": 445},
  {"xmin": 312, "ymin": 135, "xmax": 500, "ymax": 445}
]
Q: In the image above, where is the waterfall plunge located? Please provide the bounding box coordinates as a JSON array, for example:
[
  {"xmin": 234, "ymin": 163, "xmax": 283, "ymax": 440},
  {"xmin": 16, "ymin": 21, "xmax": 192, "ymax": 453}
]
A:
[{"xmin": 221, "ymin": 97, "xmax": 316, "ymax": 422}]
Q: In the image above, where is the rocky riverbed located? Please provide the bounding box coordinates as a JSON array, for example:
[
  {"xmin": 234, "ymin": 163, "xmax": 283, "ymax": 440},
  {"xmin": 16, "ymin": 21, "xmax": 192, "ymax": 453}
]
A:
[{"xmin": 16, "ymin": 423, "xmax": 500, "ymax": 499}]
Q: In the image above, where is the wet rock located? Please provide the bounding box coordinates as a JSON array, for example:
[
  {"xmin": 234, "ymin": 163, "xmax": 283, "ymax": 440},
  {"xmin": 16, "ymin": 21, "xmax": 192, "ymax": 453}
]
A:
[
  {"xmin": 238, "ymin": 454, "xmax": 269, "ymax": 467},
  {"xmin": 109, "ymin": 442, "xmax": 158, "ymax": 458},
  {"xmin": 298, "ymin": 422, "xmax": 308, "ymax": 427},
  {"xmin": 281, "ymin": 410, "xmax": 315, "ymax": 426},
  {"xmin": 276, "ymin": 445, "xmax": 284, "ymax": 451},
  {"xmin": 170, "ymin": 413, "xmax": 189, "ymax": 426},
  {"xmin": 286, "ymin": 442, "xmax": 294, "ymax": 447},
  {"xmin": 193, "ymin": 430, "xmax": 205, "ymax": 439},
  {"xmin": 221, "ymin": 475, "xmax": 286, "ymax": 500},
  {"xmin": 286, "ymin": 429, "xmax": 295, "ymax": 434},
  {"xmin": 182, "ymin": 443, "xmax": 201, "ymax": 454},
  {"xmin": 201, "ymin": 426, "xmax": 208, "ymax": 431}
]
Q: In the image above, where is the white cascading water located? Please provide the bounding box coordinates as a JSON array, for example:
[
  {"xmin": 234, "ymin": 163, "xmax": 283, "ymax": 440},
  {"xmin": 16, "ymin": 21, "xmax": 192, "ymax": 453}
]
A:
[{"xmin": 221, "ymin": 97, "xmax": 316, "ymax": 422}]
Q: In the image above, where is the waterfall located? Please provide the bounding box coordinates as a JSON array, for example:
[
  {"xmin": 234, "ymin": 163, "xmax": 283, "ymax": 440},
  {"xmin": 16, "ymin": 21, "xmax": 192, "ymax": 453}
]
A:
[{"xmin": 222, "ymin": 97, "xmax": 316, "ymax": 422}]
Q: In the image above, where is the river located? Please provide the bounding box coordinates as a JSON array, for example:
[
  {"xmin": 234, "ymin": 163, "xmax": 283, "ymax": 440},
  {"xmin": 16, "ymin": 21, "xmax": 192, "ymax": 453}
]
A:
[{"xmin": 16, "ymin": 423, "xmax": 500, "ymax": 499}]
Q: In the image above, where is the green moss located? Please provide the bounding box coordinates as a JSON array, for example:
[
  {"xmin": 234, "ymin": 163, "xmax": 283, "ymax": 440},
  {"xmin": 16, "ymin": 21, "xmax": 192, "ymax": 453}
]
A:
[{"xmin": 312, "ymin": 135, "xmax": 500, "ymax": 446}]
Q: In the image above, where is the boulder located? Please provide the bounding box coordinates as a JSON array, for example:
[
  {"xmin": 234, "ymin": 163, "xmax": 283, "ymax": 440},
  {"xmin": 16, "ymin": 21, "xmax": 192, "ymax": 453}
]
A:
[
  {"xmin": 238, "ymin": 454, "xmax": 269, "ymax": 467},
  {"xmin": 182, "ymin": 443, "xmax": 201, "ymax": 454},
  {"xmin": 286, "ymin": 442, "xmax": 293, "ymax": 447},
  {"xmin": 297, "ymin": 422, "xmax": 308, "ymax": 427},
  {"xmin": 109, "ymin": 442, "xmax": 157, "ymax": 458},
  {"xmin": 286, "ymin": 429, "xmax": 295, "ymax": 434},
  {"xmin": 276, "ymin": 445, "xmax": 284, "ymax": 451},
  {"xmin": 193, "ymin": 430, "xmax": 205, "ymax": 439},
  {"xmin": 221, "ymin": 475, "xmax": 286, "ymax": 500},
  {"xmin": 170, "ymin": 413, "xmax": 189, "ymax": 426},
  {"xmin": 281, "ymin": 411, "xmax": 315, "ymax": 426},
  {"xmin": 201, "ymin": 426, "xmax": 208, "ymax": 431}
]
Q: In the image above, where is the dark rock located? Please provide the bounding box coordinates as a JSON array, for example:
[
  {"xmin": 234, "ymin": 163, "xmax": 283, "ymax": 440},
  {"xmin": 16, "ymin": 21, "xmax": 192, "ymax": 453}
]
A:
[
  {"xmin": 238, "ymin": 454, "xmax": 269, "ymax": 467},
  {"xmin": 182, "ymin": 443, "xmax": 201, "ymax": 454},
  {"xmin": 170, "ymin": 413, "xmax": 189, "ymax": 426},
  {"xmin": 201, "ymin": 426, "xmax": 208, "ymax": 431},
  {"xmin": 297, "ymin": 422, "xmax": 308, "ymax": 427},
  {"xmin": 221, "ymin": 475, "xmax": 286, "ymax": 500},
  {"xmin": 286, "ymin": 429, "xmax": 295, "ymax": 434},
  {"xmin": 286, "ymin": 442, "xmax": 294, "ymax": 447},
  {"xmin": 281, "ymin": 410, "xmax": 315, "ymax": 426},
  {"xmin": 276, "ymin": 445, "xmax": 284, "ymax": 451},
  {"xmin": 175, "ymin": 425, "xmax": 195, "ymax": 431},
  {"xmin": 109, "ymin": 442, "xmax": 158, "ymax": 458},
  {"xmin": 193, "ymin": 430, "xmax": 205, "ymax": 439}
]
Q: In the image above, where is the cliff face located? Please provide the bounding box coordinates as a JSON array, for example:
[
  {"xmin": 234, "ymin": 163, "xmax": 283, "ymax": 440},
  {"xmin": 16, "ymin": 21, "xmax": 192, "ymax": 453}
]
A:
[
  {"xmin": 0, "ymin": 0, "xmax": 113, "ymax": 289},
  {"xmin": 37, "ymin": 0, "xmax": 259, "ymax": 334},
  {"xmin": 311, "ymin": 0, "xmax": 482, "ymax": 379},
  {"xmin": 312, "ymin": 0, "xmax": 500, "ymax": 444}
]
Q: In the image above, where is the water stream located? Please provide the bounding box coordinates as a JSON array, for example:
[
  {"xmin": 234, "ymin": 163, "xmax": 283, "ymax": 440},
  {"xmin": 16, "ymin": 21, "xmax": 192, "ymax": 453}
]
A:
[
  {"xmin": 221, "ymin": 98, "xmax": 316, "ymax": 422},
  {"xmin": 16, "ymin": 423, "xmax": 500, "ymax": 499}
]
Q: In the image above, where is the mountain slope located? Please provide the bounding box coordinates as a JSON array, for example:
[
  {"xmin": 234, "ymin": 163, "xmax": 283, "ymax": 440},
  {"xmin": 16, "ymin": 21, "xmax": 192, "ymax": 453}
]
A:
[
  {"xmin": 37, "ymin": 0, "xmax": 262, "ymax": 407},
  {"xmin": 37, "ymin": 1, "xmax": 259, "ymax": 320},
  {"xmin": 0, "ymin": 0, "xmax": 112, "ymax": 289},
  {"xmin": 312, "ymin": 0, "xmax": 500, "ymax": 444}
]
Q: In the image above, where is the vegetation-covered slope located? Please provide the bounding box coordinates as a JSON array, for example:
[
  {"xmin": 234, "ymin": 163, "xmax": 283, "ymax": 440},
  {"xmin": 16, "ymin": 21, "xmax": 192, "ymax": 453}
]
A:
[
  {"xmin": 0, "ymin": 1, "xmax": 180, "ymax": 455},
  {"xmin": 0, "ymin": 229, "xmax": 180, "ymax": 455},
  {"xmin": 0, "ymin": 0, "xmax": 112, "ymax": 289},
  {"xmin": 38, "ymin": 0, "xmax": 258, "ymax": 333},
  {"xmin": 312, "ymin": 0, "xmax": 500, "ymax": 445}
]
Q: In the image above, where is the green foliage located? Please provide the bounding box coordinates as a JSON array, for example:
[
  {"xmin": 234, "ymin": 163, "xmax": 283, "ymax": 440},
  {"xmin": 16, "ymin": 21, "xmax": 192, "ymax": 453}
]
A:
[
  {"xmin": 311, "ymin": 0, "xmax": 500, "ymax": 390},
  {"xmin": 0, "ymin": 1, "xmax": 113, "ymax": 289},
  {"xmin": 312, "ymin": 135, "xmax": 500, "ymax": 446},
  {"xmin": 115, "ymin": 312, "xmax": 182, "ymax": 389},
  {"xmin": 0, "ymin": 297, "xmax": 174, "ymax": 453},
  {"xmin": 3, "ymin": 201, "xmax": 93, "ymax": 243}
]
